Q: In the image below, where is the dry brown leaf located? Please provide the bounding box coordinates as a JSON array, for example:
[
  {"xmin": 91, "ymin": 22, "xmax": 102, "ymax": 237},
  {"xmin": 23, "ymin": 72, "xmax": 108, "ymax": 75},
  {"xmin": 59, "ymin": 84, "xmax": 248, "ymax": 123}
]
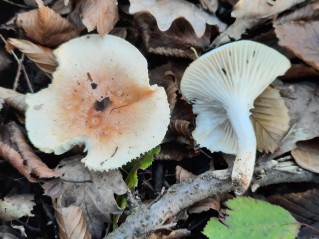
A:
[
  {"xmin": 6, "ymin": 38, "xmax": 57, "ymax": 76},
  {"xmin": 43, "ymin": 156, "xmax": 127, "ymax": 239},
  {"xmin": 169, "ymin": 120, "xmax": 192, "ymax": 141},
  {"xmin": 73, "ymin": 0, "xmax": 119, "ymax": 36},
  {"xmin": 54, "ymin": 203, "xmax": 92, "ymax": 239},
  {"xmin": 16, "ymin": 0, "xmax": 78, "ymax": 47},
  {"xmin": 275, "ymin": 22, "xmax": 319, "ymax": 70},
  {"xmin": 251, "ymin": 86, "xmax": 289, "ymax": 153},
  {"xmin": 0, "ymin": 86, "xmax": 26, "ymax": 113},
  {"xmin": 291, "ymin": 138, "xmax": 319, "ymax": 173},
  {"xmin": 147, "ymin": 229, "xmax": 191, "ymax": 239},
  {"xmin": 135, "ymin": 13, "xmax": 212, "ymax": 59},
  {"xmin": 0, "ymin": 122, "xmax": 59, "ymax": 182},
  {"xmin": 266, "ymin": 81, "xmax": 319, "ymax": 158},
  {"xmin": 281, "ymin": 63, "xmax": 319, "ymax": 81},
  {"xmin": 129, "ymin": 0, "xmax": 226, "ymax": 38},
  {"xmin": 0, "ymin": 194, "xmax": 35, "ymax": 222},
  {"xmin": 155, "ymin": 142, "xmax": 197, "ymax": 161},
  {"xmin": 175, "ymin": 165, "xmax": 196, "ymax": 182},
  {"xmin": 188, "ymin": 196, "xmax": 222, "ymax": 214},
  {"xmin": 267, "ymin": 188, "xmax": 319, "ymax": 225},
  {"xmin": 212, "ymin": 0, "xmax": 306, "ymax": 45}
]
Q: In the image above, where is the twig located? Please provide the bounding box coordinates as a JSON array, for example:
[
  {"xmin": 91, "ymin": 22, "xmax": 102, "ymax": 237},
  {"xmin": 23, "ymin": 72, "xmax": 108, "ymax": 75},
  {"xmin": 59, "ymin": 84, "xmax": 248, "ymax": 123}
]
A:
[
  {"xmin": 105, "ymin": 161, "xmax": 319, "ymax": 239},
  {"xmin": 13, "ymin": 53, "xmax": 25, "ymax": 91},
  {"xmin": 0, "ymin": 34, "xmax": 34, "ymax": 93},
  {"xmin": 1, "ymin": 0, "xmax": 27, "ymax": 8}
]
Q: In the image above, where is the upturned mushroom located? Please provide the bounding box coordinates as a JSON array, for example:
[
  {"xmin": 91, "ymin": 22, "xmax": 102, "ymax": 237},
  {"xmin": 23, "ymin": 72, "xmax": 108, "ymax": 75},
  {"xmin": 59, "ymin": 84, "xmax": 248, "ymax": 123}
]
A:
[
  {"xmin": 25, "ymin": 34, "xmax": 170, "ymax": 171},
  {"xmin": 180, "ymin": 40, "xmax": 290, "ymax": 194}
]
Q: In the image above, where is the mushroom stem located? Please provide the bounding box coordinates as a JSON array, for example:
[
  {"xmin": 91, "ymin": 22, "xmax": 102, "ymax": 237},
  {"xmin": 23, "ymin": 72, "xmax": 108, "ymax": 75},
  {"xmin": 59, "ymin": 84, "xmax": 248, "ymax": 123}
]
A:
[{"xmin": 227, "ymin": 104, "xmax": 256, "ymax": 195}]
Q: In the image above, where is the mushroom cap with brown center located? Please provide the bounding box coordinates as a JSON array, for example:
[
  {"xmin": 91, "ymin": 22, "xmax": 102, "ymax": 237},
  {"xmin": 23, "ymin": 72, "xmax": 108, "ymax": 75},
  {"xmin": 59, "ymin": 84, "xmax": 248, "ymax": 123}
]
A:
[{"xmin": 26, "ymin": 34, "xmax": 170, "ymax": 171}]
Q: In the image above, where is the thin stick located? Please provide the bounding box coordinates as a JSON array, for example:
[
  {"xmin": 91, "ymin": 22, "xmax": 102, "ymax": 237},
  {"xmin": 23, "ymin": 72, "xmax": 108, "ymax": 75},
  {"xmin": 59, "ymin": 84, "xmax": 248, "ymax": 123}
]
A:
[
  {"xmin": 1, "ymin": 0, "xmax": 27, "ymax": 8},
  {"xmin": 13, "ymin": 53, "xmax": 25, "ymax": 91},
  {"xmin": 0, "ymin": 34, "xmax": 34, "ymax": 93}
]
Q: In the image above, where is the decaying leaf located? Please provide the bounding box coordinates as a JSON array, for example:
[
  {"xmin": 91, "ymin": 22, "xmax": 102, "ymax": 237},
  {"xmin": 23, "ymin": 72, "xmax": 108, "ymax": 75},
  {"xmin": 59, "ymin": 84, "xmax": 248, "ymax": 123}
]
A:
[
  {"xmin": 251, "ymin": 86, "xmax": 290, "ymax": 153},
  {"xmin": 269, "ymin": 81, "xmax": 319, "ymax": 158},
  {"xmin": 43, "ymin": 156, "xmax": 127, "ymax": 239},
  {"xmin": 267, "ymin": 189, "xmax": 319, "ymax": 225},
  {"xmin": 6, "ymin": 38, "xmax": 57, "ymax": 76},
  {"xmin": 0, "ymin": 122, "xmax": 60, "ymax": 182},
  {"xmin": 16, "ymin": 0, "xmax": 78, "ymax": 47},
  {"xmin": 0, "ymin": 86, "xmax": 26, "ymax": 113},
  {"xmin": 135, "ymin": 13, "xmax": 212, "ymax": 59},
  {"xmin": 147, "ymin": 229, "xmax": 191, "ymax": 239},
  {"xmin": 212, "ymin": 0, "xmax": 306, "ymax": 45},
  {"xmin": 291, "ymin": 137, "xmax": 319, "ymax": 173},
  {"xmin": 175, "ymin": 165, "xmax": 196, "ymax": 182},
  {"xmin": 282, "ymin": 63, "xmax": 319, "ymax": 81},
  {"xmin": 72, "ymin": 0, "xmax": 119, "ymax": 36},
  {"xmin": 188, "ymin": 196, "xmax": 224, "ymax": 214},
  {"xmin": 0, "ymin": 194, "xmax": 35, "ymax": 221},
  {"xmin": 129, "ymin": 0, "xmax": 226, "ymax": 38},
  {"xmin": 54, "ymin": 203, "xmax": 92, "ymax": 239},
  {"xmin": 274, "ymin": 2, "xmax": 319, "ymax": 71}
]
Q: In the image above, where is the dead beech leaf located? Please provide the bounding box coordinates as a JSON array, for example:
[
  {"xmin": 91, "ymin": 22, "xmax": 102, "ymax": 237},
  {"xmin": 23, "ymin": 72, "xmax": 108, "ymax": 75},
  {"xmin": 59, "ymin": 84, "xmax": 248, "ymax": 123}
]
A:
[
  {"xmin": 251, "ymin": 86, "xmax": 289, "ymax": 153},
  {"xmin": 43, "ymin": 156, "xmax": 127, "ymax": 239},
  {"xmin": 16, "ymin": 0, "xmax": 78, "ymax": 47},
  {"xmin": 55, "ymin": 204, "xmax": 91, "ymax": 239},
  {"xmin": 6, "ymin": 38, "xmax": 57, "ymax": 76},
  {"xmin": 0, "ymin": 194, "xmax": 35, "ymax": 222},
  {"xmin": 212, "ymin": 0, "xmax": 306, "ymax": 45},
  {"xmin": 0, "ymin": 86, "xmax": 26, "ymax": 113},
  {"xmin": 267, "ymin": 81, "xmax": 319, "ymax": 158},
  {"xmin": 291, "ymin": 138, "xmax": 319, "ymax": 173},
  {"xmin": 73, "ymin": 0, "xmax": 119, "ymax": 36},
  {"xmin": 282, "ymin": 63, "xmax": 319, "ymax": 81},
  {"xmin": 129, "ymin": 0, "xmax": 226, "ymax": 38},
  {"xmin": 188, "ymin": 196, "xmax": 223, "ymax": 214},
  {"xmin": 175, "ymin": 165, "xmax": 196, "ymax": 182},
  {"xmin": 147, "ymin": 229, "xmax": 191, "ymax": 239},
  {"xmin": 275, "ymin": 22, "xmax": 319, "ymax": 70},
  {"xmin": 135, "ymin": 13, "xmax": 212, "ymax": 59},
  {"xmin": 267, "ymin": 189, "xmax": 319, "ymax": 225},
  {"xmin": 0, "ymin": 122, "xmax": 59, "ymax": 182}
]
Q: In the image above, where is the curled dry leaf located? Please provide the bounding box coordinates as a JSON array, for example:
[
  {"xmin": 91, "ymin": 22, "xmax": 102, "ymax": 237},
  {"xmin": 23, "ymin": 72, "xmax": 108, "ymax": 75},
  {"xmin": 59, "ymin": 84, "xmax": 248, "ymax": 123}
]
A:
[
  {"xmin": 72, "ymin": 0, "xmax": 119, "ymax": 36},
  {"xmin": 267, "ymin": 81, "xmax": 319, "ymax": 158},
  {"xmin": 0, "ymin": 194, "xmax": 35, "ymax": 221},
  {"xmin": 0, "ymin": 86, "xmax": 26, "ymax": 113},
  {"xmin": 175, "ymin": 165, "xmax": 196, "ymax": 182},
  {"xmin": 274, "ymin": 2, "xmax": 319, "ymax": 71},
  {"xmin": 147, "ymin": 229, "xmax": 191, "ymax": 239},
  {"xmin": 16, "ymin": 0, "xmax": 78, "ymax": 47},
  {"xmin": 6, "ymin": 38, "xmax": 58, "ymax": 76},
  {"xmin": 135, "ymin": 13, "xmax": 212, "ymax": 59},
  {"xmin": 54, "ymin": 203, "xmax": 92, "ymax": 239},
  {"xmin": 0, "ymin": 122, "xmax": 60, "ymax": 182},
  {"xmin": 43, "ymin": 156, "xmax": 127, "ymax": 239},
  {"xmin": 267, "ymin": 188, "xmax": 319, "ymax": 225},
  {"xmin": 212, "ymin": 0, "xmax": 306, "ymax": 45},
  {"xmin": 251, "ymin": 86, "xmax": 290, "ymax": 153},
  {"xmin": 129, "ymin": 0, "xmax": 226, "ymax": 38},
  {"xmin": 291, "ymin": 137, "xmax": 319, "ymax": 173}
]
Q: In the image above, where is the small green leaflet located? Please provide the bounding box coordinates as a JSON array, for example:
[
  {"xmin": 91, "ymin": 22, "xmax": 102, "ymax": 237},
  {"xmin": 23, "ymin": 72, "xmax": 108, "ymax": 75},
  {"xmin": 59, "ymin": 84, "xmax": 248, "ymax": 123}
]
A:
[
  {"xmin": 203, "ymin": 197, "xmax": 300, "ymax": 239},
  {"xmin": 125, "ymin": 146, "xmax": 160, "ymax": 189}
]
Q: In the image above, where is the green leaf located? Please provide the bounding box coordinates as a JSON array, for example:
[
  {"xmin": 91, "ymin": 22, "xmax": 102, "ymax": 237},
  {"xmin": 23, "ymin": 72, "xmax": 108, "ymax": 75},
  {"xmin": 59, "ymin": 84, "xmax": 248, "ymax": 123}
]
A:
[
  {"xmin": 203, "ymin": 197, "xmax": 300, "ymax": 239},
  {"xmin": 125, "ymin": 146, "xmax": 160, "ymax": 189}
]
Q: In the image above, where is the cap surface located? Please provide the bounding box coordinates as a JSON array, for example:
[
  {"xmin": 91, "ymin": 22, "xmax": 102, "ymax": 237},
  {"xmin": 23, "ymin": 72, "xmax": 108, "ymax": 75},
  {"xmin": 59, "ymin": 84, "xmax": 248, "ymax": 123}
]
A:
[
  {"xmin": 26, "ymin": 34, "xmax": 170, "ymax": 171},
  {"xmin": 180, "ymin": 40, "xmax": 291, "ymax": 154}
]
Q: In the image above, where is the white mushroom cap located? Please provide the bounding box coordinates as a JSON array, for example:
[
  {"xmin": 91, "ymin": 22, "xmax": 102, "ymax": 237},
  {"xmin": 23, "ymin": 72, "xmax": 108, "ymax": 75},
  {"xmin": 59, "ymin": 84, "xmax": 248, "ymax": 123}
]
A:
[
  {"xmin": 26, "ymin": 34, "xmax": 170, "ymax": 171},
  {"xmin": 181, "ymin": 40, "xmax": 290, "ymax": 194}
]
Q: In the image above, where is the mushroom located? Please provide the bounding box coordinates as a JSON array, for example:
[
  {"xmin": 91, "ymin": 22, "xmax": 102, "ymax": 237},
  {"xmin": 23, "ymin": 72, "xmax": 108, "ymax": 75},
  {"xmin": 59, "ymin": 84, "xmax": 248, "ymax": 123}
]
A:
[
  {"xmin": 25, "ymin": 34, "xmax": 170, "ymax": 171},
  {"xmin": 180, "ymin": 40, "xmax": 290, "ymax": 194}
]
